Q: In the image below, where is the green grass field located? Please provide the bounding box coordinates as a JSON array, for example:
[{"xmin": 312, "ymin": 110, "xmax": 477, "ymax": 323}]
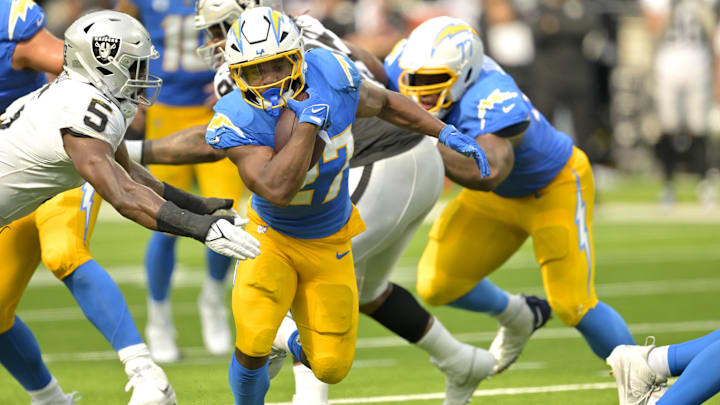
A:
[{"xmin": 3, "ymin": 179, "xmax": 720, "ymax": 404}]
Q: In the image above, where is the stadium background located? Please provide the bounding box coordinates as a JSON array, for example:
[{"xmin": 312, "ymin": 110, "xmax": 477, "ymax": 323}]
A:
[{"xmin": 2, "ymin": 0, "xmax": 720, "ymax": 403}]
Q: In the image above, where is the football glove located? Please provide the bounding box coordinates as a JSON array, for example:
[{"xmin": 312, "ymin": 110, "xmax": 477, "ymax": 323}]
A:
[
  {"xmin": 286, "ymin": 87, "xmax": 331, "ymax": 131},
  {"xmin": 204, "ymin": 218, "xmax": 260, "ymax": 260},
  {"xmin": 438, "ymin": 125, "xmax": 490, "ymax": 178}
]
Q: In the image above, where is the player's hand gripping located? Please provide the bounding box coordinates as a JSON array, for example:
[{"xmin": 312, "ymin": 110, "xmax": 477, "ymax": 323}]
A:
[
  {"xmin": 204, "ymin": 218, "xmax": 260, "ymax": 260},
  {"xmin": 286, "ymin": 87, "xmax": 331, "ymax": 130},
  {"xmin": 438, "ymin": 125, "xmax": 491, "ymax": 178}
]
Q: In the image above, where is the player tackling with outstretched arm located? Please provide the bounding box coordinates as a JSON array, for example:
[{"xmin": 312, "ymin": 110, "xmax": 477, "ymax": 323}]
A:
[{"xmin": 0, "ymin": 10, "xmax": 260, "ymax": 404}]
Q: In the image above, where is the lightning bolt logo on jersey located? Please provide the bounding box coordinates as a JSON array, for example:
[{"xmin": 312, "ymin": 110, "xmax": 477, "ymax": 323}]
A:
[
  {"xmin": 0, "ymin": 0, "xmax": 47, "ymax": 112},
  {"xmin": 207, "ymin": 48, "xmax": 362, "ymax": 238},
  {"xmin": 386, "ymin": 53, "xmax": 573, "ymax": 198}
]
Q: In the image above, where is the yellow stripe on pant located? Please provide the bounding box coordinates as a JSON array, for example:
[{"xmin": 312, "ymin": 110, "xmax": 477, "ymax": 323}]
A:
[
  {"xmin": 232, "ymin": 203, "xmax": 365, "ymax": 384},
  {"xmin": 0, "ymin": 185, "xmax": 102, "ymax": 332},
  {"xmin": 146, "ymin": 102, "xmax": 244, "ymax": 205},
  {"xmin": 418, "ymin": 147, "xmax": 598, "ymax": 326}
]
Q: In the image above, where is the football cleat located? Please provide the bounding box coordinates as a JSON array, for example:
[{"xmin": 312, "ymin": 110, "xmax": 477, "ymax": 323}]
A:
[
  {"xmin": 268, "ymin": 340, "xmax": 288, "ymax": 379},
  {"xmin": 606, "ymin": 337, "xmax": 668, "ymax": 405},
  {"xmin": 432, "ymin": 344, "xmax": 496, "ymax": 405},
  {"xmin": 489, "ymin": 295, "xmax": 551, "ymax": 375},
  {"xmin": 198, "ymin": 293, "xmax": 232, "ymax": 356},
  {"xmin": 125, "ymin": 361, "xmax": 177, "ymax": 405},
  {"xmin": 146, "ymin": 300, "xmax": 180, "ymax": 363}
]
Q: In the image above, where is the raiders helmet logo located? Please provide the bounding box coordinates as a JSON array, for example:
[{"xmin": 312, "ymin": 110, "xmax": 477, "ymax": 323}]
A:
[{"xmin": 92, "ymin": 35, "xmax": 120, "ymax": 64}]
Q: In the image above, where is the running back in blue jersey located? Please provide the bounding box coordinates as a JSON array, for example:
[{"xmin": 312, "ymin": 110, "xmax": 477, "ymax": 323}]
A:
[
  {"xmin": 0, "ymin": 0, "xmax": 47, "ymax": 112},
  {"xmin": 129, "ymin": 0, "xmax": 214, "ymax": 106},
  {"xmin": 206, "ymin": 48, "xmax": 362, "ymax": 238},
  {"xmin": 385, "ymin": 49, "xmax": 573, "ymax": 198}
]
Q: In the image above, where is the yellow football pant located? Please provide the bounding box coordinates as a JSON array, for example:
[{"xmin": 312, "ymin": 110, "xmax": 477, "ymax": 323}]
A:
[
  {"xmin": 0, "ymin": 185, "xmax": 102, "ymax": 332},
  {"xmin": 232, "ymin": 203, "xmax": 365, "ymax": 384},
  {"xmin": 418, "ymin": 147, "xmax": 598, "ymax": 326},
  {"xmin": 146, "ymin": 102, "xmax": 244, "ymax": 205}
]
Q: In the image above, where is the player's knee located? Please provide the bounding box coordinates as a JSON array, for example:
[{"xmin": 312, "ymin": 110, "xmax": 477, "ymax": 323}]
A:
[
  {"xmin": 416, "ymin": 271, "xmax": 455, "ymax": 306},
  {"xmin": 310, "ymin": 356, "xmax": 351, "ymax": 384},
  {"xmin": 0, "ymin": 313, "xmax": 15, "ymax": 334},
  {"xmin": 235, "ymin": 327, "xmax": 276, "ymax": 357},
  {"xmin": 41, "ymin": 244, "xmax": 89, "ymax": 280},
  {"xmin": 547, "ymin": 297, "xmax": 584, "ymax": 326}
]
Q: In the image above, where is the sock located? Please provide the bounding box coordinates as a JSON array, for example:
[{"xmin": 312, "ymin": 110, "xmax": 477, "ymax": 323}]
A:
[
  {"xmin": 658, "ymin": 339, "xmax": 720, "ymax": 405},
  {"xmin": 292, "ymin": 363, "xmax": 328, "ymax": 404},
  {"xmin": 667, "ymin": 329, "xmax": 720, "ymax": 376},
  {"xmin": 63, "ymin": 260, "xmax": 143, "ymax": 351},
  {"xmin": 0, "ymin": 316, "xmax": 52, "ymax": 390},
  {"xmin": 287, "ymin": 330, "xmax": 304, "ymax": 362},
  {"xmin": 27, "ymin": 377, "xmax": 68, "ymax": 403},
  {"xmin": 415, "ymin": 317, "xmax": 463, "ymax": 362},
  {"xmin": 448, "ymin": 279, "xmax": 509, "ymax": 315},
  {"xmin": 207, "ymin": 247, "xmax": 232, "ymax": 282},
  {"xmin": 118, "ymin": 343, "xmax": 152, "ymax": 368},
  {"xmin": 200, "ymin": 273, "xmax": 226, "ymax": 305},
  {"xmin": 575, "ymin": 301, "xmax": 635, "ymax": 359},
  {"xmin": 228, "ymin": 354, "xmax": 270, "ymax": 405},
  {"xmin": 145, "ymin": 232, "xmax": 177, "ymax": 301},
  {"xmin": 367, "ymin": 283, "xmax": 431, "ymax": 343},
  {"xmin": 494, "ymin": 294, "xmax": 526, "ymax": 325},
  {"xmin": 648, "ymin": 345, "xmax": 672, "ymax": 378}
]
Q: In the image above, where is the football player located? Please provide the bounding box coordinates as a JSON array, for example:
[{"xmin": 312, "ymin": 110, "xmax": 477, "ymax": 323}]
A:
[
  {"xmin": 384, "ymin": 16, "xmax": 636, "ymax": 374},
  {"xmin": 115, "ymin": 0, "xmax": 246, "ymax": 361},
  {"xmin": 0, "ymin": 10, "xmax": 260, "ymax": 404},
  {"xmin": 124, "ymin": 1, "xmax": 543, "ymax": 404},
  {"xmin": 0, "ymin": 2, "xmax": 179, "ymax": 404},
  {"xmin": 608, "ymin": 330, "xmax": 720, "ymax": 404},
  {"xmin": 197, "ymin": 6, "xmax": 488, "ymax": 404}
]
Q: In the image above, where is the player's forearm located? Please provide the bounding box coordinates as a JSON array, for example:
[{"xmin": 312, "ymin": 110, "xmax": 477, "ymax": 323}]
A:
[
  {"xmin": 252, "ymin": 123, "xmax": 317, "ymax": 206},
  {"xmin": 142, "ymin": 125, "xmax": 225, "ymax": 165},
  {"xmin": 378, "ymin": 90, "xmax": 445, "ymax": 138},
  {"xmin": 439, "ymin": 137, "xmax": 513, "ymax": 191}
]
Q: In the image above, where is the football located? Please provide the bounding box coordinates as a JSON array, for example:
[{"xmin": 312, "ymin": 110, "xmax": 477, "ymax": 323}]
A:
[{"xmin": 274, "ymin": 91, "xmax": 326, "ymax": 170}]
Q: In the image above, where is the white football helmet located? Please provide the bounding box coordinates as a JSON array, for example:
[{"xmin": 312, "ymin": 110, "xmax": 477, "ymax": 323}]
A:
[
  {"xmin": 64, "ymin": 10, "xmax": 162, "ymax": 116},
  {"xmin": 398, "ymin": 16, "xmax": 483, "ymax": 118},
  {"xmin": 224, "ymin": 6, "xmax": 304, "ymax": 111},
  {"xmin": 194, "ymin": 0, "xmax": 262, "ymax": 69}
]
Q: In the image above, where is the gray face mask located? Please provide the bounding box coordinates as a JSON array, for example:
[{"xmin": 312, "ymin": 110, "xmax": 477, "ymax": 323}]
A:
[{"xmin": 119, "ymin": 99, "xmax": 138, "ymax": 120}]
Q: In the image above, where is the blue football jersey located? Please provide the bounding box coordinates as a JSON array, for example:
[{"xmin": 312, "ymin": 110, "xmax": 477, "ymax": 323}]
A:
[
  {"xmin": 130, "ymin": 0, "xmax": 214, "ymax": 106},
  {"xmin": 0, "ymin": 0, "xmax": 47, "ymax": 112},
  {"xmin": 206, "ymin": 48, "xmax": 362, "ymax": 238},
  {"xmin": 385, "ymin": 49, "xmax": 573, "ymax": 198}
]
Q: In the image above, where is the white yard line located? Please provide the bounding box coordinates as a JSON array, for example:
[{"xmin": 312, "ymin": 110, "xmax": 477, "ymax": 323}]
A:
[{"xmin": 264, "ymin": 382, "xmax": 618, "ymax": 405}]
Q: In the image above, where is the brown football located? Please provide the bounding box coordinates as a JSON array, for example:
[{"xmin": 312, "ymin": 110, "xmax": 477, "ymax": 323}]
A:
[{"xmin": 274, "ymin": 91, "xmax": 325, "ymax": 170}]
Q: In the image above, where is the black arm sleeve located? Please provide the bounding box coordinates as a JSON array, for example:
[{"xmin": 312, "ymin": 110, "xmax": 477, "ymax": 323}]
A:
[
  {"xmin": 156, "ymin": 201, "xmax": 233, "ymax": 242},
  {"xmin": 162, "ymin": 182, "xmax": 233, "ymax": 215}
]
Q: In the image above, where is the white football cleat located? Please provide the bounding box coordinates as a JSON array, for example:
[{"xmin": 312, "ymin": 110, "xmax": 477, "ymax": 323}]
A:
[
  {"xmin": 268, "ymin": 338, "xmax": 288, "ymax": 379},
  {"xmin": 489, "ymin": 295, "xmax": 551, "ymax": 375},
  {"xmin": 606, "ymin": 338, "xmax": 668, "ymax": 405},
  {"xmin": 198, "ymin": 293, "xmax": 232, "ymax": 356},
  {"xmin": 146, "ymin": 299, "xmax": 180, "ymax": 363},
  {"xmin": 125, "ymin": 361, "xmax": 177, "ymax": 405},
  {"xmin": 432, "ymin": 344, "xmax": 496, "ymax": 405}
]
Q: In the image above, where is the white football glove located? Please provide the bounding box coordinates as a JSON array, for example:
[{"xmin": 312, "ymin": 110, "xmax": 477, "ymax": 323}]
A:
[
  {"xmin": 205, "ymin": 218, "xmax": 260, "ymax": 260},
  {"xmin": 211, "ymin": 208, "xmax": 249, "ymax": 227}
]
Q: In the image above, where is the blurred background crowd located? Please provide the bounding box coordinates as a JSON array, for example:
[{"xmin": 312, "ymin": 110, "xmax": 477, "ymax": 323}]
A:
[{"xmin": 35, "ymin": 0, "xmax": 720, "ymax": 207}]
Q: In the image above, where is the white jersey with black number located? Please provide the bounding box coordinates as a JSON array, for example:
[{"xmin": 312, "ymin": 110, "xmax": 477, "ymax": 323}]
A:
[{"xmin": 0, "ymin": 74, "xmax": 129, "ymax": 226}]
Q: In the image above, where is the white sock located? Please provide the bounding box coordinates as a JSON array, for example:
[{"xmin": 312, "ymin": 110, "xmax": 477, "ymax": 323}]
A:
[
  {"xmin": 416, "ymin": 317, "xmax": 463, "ymax": 362},
  {"xmin": 275, "ymin": 313, "xmax": 298, "ymax": 353},
  {"xmin": 28, "ymin": 376, "xmax": 66, "ymax": 402},
  {"xmin": 118, "ymin": 343, "xmax": 154, "ymax": 371},
  {"xmin": 647, "ymin": 345, "xmax": 672, "ymax": 378},
  {"xmin": 293, "ymin": 363, "xmax": 328, "ymax": 404},
  {"xmin": 200, "ymin": 274, "xmax": 226, "ymax": 304},
  {"xmin": 495, "ymin": 294, "xmax": 524, "ymax": 325},
  {"xmin": 148, "ymin": 298, "xmax": 172, "ymax": 325}
]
